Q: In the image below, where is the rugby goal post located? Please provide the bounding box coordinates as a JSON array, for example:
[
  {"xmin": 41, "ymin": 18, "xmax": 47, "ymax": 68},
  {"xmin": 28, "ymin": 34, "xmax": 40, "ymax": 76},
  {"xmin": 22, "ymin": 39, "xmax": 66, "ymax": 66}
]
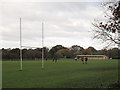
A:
[{"xmin": 19, "ymin": 17, "xmax": 44, "ymax": 71}]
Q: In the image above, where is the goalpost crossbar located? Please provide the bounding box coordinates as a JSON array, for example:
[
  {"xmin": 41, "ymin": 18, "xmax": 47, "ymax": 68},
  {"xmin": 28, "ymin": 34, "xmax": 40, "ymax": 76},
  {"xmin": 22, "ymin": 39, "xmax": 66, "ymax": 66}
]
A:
[{"xmin": 22, "ymin": 46, "xmax": 42, "ymax": 49}]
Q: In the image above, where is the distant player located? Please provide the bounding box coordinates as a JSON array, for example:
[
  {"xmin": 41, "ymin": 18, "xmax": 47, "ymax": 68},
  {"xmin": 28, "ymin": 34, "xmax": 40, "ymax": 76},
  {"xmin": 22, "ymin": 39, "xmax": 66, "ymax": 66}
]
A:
[
  {"xmin": 74, "ymin": 57, "xmax": 78, "ymax": 61},
  {"xmin": 55, "ymin": 57, "xmax": 57, "ymax": 63},
  {"xmin": 85, "ymin": 56, "xmax": 88, "ymax": 64},
  {"xmin": 81, "ymin": 57, "xmax": 84, "ymax": 64},
  {"xmin": 53, "ymin": 57, "xmax": 55, "ymax": 62},
  {"xmin": 46, "ymin": 56, "xmax": 48, "ymax": 61},
  {"xmin": 53, "ymin": 54, "xmax": 57, "ymax": 63}
]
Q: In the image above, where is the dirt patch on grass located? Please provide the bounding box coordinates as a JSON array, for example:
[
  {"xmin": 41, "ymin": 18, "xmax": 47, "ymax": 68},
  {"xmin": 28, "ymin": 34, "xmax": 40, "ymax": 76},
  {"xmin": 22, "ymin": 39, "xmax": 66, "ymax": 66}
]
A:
[{"xmin": 87, "ymin": 67, "xmax": 120, "ymax": 71}]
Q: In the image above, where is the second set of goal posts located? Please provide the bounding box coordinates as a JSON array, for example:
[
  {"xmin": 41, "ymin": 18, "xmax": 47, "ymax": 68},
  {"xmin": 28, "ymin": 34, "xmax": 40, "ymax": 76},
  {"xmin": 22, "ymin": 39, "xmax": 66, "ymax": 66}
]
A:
[{"xmin": 75, "ymin": 55, "xmax": 109, "ymax": 60}]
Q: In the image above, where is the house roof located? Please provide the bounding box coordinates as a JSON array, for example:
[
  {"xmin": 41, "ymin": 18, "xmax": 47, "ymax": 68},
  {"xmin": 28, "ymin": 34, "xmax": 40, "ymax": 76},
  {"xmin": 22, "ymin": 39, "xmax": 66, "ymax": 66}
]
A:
[{"xmin": 76, "ymin": 55, "xmax": 106, "ymax": 57}]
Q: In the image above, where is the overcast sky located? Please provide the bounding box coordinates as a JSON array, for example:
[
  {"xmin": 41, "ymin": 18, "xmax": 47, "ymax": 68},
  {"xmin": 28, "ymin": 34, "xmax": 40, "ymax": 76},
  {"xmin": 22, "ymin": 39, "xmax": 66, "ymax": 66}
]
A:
[{"xmin": 1, "ymin": 1, "xmax": 111, "ymax": 50}]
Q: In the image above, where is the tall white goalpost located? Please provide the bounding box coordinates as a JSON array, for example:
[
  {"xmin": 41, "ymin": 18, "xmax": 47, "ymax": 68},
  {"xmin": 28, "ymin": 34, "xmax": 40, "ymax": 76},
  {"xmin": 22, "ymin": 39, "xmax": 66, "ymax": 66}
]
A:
[
  {"xmin": 19, "ymin": 17, "xmax": 44, "ymax": 71},
  {"xmin": 20, "ymin": 17, "xmax": 22, "ymax": 71},
  {"xmin": 42, "ymin": 22, "xmax": 44, "ymax": 69}
]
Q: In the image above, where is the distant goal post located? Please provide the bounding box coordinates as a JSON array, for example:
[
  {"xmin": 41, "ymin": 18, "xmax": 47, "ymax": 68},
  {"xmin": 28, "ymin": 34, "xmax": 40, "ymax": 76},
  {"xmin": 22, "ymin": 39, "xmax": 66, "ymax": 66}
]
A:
[{"xmin": 76, "ymin": 55, "xmax": 108, "ymax": 60}]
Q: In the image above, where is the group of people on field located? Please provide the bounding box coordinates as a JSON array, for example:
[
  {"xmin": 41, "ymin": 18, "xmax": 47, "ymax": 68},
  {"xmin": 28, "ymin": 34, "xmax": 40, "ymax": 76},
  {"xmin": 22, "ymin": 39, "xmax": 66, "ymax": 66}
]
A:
[{"xmin": 75, "ymin": 56, "xmax": 88, "ymax": 64}]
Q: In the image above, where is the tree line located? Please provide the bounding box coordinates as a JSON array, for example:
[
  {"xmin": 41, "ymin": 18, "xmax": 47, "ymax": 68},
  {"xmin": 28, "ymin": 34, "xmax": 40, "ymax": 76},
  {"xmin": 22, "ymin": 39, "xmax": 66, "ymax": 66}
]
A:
[{"xmin": 1, "ymin": 45, "xmax": 120, "ymax": 60}]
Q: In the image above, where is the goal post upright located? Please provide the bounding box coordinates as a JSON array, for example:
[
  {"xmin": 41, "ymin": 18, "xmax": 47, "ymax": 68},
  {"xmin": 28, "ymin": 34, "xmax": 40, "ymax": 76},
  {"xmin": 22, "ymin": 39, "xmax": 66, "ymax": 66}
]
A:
[
  {"xmin": 42, "ymin": 22, "xmax": 44, "ymax": 69},
  {"xmin": 20, "ymin": 17, "xmax": 22, "ymax": 71}
]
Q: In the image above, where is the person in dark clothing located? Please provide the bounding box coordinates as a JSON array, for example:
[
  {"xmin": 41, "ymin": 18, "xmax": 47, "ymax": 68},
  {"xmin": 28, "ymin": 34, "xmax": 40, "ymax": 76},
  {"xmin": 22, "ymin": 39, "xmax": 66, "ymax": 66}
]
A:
[
  {"xmin": 53, "ymin": 57, "xmax": 55, "ymax": 62},
  {"xmin": 53, "ymin": 54, "xmax": 57, "ymax": 62},
  {"xmin": 46, "ymin": 56, "xmax": 48, "ymax": 61},
  {"xmin": 85, "ymin": 56, "xmax": 88, "ymax": 64},
  {"xmin": 54, "ymin": 54, "xmax": 57, "ymax": 63},
  {"xmin": 55, "ymin": 57, "xmax": 57, "ymax": 63}
]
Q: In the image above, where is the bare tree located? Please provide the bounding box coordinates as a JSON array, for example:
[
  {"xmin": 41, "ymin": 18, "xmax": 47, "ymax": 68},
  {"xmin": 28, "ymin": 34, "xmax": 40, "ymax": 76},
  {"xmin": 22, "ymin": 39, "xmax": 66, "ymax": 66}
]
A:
[{"xmin": 92, "ymin": 0, "xmax": 120, "ymax": 48}]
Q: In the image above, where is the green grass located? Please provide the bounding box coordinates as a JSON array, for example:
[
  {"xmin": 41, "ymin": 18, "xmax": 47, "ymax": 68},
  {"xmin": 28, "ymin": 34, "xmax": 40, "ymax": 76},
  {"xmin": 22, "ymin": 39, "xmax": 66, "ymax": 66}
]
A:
[{"xmin": 2, "ymin": 59, "xmax": 119, "ymax": 88}]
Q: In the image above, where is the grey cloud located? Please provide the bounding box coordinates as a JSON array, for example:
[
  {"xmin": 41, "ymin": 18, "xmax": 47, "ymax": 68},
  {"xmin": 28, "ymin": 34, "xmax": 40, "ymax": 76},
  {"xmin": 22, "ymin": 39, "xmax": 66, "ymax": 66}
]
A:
[{"xmin": 1, "ymin": 2, "xmax": 105, "ymax": 49}]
